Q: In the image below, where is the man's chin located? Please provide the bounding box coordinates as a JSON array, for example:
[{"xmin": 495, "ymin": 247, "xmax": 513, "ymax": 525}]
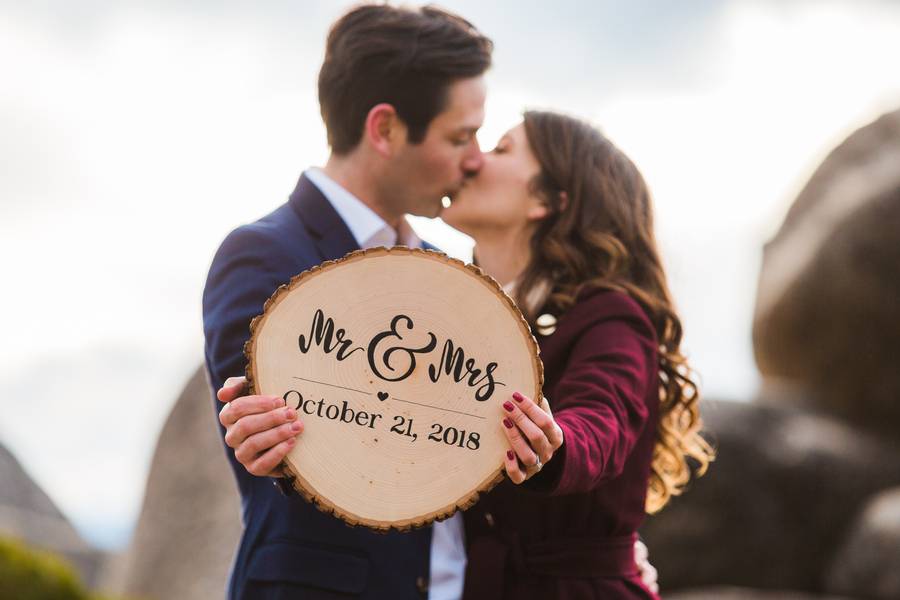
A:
[{"xmin": 407, "ymin": 202, "xmax": 444, "ymax": 220}]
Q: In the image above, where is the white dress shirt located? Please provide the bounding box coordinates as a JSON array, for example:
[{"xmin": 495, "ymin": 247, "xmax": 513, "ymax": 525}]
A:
[
  {"xmin": 304, "ymin": 167, "xmax": 467, "ymax": 600},
  {"xmin": 305, "ymin": 167, "xmax": 421, "ymax": 248}
]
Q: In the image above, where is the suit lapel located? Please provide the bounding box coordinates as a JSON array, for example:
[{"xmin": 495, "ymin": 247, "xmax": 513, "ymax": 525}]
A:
[{"xmin": 288, "ymin": 174, "xmax": 361, "ymax": 261}]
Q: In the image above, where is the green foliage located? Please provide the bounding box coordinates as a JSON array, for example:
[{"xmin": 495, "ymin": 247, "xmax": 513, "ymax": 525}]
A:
[{"xmin": 0, "ymin": 536, "xmax": 123, "ymax": 600}]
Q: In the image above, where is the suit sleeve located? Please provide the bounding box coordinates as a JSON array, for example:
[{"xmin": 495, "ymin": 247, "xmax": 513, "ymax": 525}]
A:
[
  {"xmin": 527, "ymin": 305, "xmax": 657, "ymax": 496},
  {"xmin": 203, "ymin": 225, "xmax": 284, "ymax": 420}
]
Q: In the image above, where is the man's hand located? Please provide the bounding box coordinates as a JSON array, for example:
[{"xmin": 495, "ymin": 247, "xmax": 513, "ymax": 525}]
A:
[{"xmin": 217, "ymin": 376, "xmax": 303, "ymax": 477}]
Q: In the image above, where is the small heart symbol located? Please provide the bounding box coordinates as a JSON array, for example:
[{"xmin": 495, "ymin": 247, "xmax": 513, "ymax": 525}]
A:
[{"xmin": 377, "ymin": 391, "xmax": 389, "ymax": 402}]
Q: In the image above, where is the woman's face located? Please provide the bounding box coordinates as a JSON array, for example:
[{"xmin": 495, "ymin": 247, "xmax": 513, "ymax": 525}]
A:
[{"xmin": 441, "ymin": 123, "xmax": 548, "ymax": 239}]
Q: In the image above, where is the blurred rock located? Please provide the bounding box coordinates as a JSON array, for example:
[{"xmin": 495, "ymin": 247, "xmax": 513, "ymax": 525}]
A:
[
  {"xmin": 100, "ymin": 366, "xmax": 242, "ymax": 600},
  {"xmin": 644, "ymin": 106, "xmax": 900, "ymax": 598},
  {"xmin": 641, "ymin": 398, "xmax": 900, "ymax": 594},
  {"xmin": 667, "ymin": 587, "xmax": 854, "ymax": 600},
  {"xmin": 826, "ymin": 486, "xmax": 900, "ymax": 599},
  {"xmin": 0, "ymin": 441, "xmax": 106, "ymax": 587},
  {"xmin": 753, "ymin": 108, "xmax": 900, "ymax": 437}
]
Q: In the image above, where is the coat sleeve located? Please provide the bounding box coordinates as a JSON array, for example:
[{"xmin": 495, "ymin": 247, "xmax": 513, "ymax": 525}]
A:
[
  {"xmin": 203, "ymin": 225, "xmax": 292, "ymax": 496},
  {"xmin": 203, "ymin": 224, "xmax": 285, "ymax": 417},
  {"xmin": 527, "ymin": 297, "xmax": 657, "ymax": 496}
]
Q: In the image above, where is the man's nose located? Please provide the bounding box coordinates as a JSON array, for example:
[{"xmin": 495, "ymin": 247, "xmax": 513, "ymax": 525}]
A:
[{"xmin": 461, "ymin": 138, "xmax": 484, "ymax": 175}]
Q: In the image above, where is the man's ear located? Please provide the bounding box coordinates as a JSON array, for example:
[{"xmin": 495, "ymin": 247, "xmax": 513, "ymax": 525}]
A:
[{"xmin": 364, "ymin": 103, "xmax": 406, "ymax": 157}]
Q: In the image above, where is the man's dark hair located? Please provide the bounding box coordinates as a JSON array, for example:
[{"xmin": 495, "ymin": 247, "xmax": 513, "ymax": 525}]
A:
[{"xmin": 318, "ymin": 4, "xmax": 493, "ymax": 154}]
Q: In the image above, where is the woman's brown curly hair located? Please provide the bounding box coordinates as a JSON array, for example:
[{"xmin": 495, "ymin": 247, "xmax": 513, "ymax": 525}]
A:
[{"xmin": 517, "ymin": 110, "xmax": 714, "ymax": 513}]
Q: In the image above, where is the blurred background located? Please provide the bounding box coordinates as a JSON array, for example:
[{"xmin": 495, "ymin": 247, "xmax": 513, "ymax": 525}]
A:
[{"xmin": 2, "ymin": 0, "xmax": 899, "ymax": 598}]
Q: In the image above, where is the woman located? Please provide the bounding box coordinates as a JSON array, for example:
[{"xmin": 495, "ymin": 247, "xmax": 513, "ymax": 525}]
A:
[{"xmin": 440, "ymin": 111, "xmax": 714, "ymax": 599}]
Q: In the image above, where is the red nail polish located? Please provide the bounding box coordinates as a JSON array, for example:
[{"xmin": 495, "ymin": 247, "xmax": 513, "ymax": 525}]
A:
[
  {"xmin": 503, "ymin": 418, "xmax": 513, "ymax": 429},
  {"xmin": 503, "ymin": 401, "xmax": 514, "ymax": 412},
  {"xmin": 506, "ymin": 450, "xmax": 515, "ymax": 460},
  {"xmin": 513, "ymin": 392, "xmax": 525, "ymax": 402}
]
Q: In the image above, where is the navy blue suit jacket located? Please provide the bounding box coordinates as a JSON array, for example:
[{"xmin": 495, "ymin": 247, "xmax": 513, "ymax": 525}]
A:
[{"xmin": 203, "ymin": 174, "xmax": 433, "ymax": 600}]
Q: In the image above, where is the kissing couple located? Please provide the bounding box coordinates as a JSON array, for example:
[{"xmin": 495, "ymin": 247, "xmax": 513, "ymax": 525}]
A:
[{"xmin": 205, "ymin": 4, "xmax": 713, "ymax": 600}]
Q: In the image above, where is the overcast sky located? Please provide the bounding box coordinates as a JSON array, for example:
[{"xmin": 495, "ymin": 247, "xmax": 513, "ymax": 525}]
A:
[{"xmin": 2, "ymin": 0, "xmax": 900, "ymax": 550}]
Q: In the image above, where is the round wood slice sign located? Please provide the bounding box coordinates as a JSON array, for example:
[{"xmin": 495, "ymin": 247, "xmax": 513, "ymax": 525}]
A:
[{"xmin": 245, "ymin": 247, "xmax": 543, "ymax": 531}]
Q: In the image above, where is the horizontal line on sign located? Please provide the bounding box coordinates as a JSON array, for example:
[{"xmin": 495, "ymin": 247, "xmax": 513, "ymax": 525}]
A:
[
  {"xmin": 391, "ymin": 397, "xmax": 486, "ymax": 420},
  {"xmin": 292, "ymin": 376, "xmax": 485, "ymax": 420},
  {"xmin": 292, "ymin": 376, "xmax": 369, "ymax": 396}
]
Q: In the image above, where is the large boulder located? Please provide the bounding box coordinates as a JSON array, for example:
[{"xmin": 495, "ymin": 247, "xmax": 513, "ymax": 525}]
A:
[
  {"xmin": 641, "ymin": 398, "xmax": 900, "ymax": 594},
  {"xmin": 752, "ymin": 108, "xmax": 900, "ymax": 437},
  {"xmin": 826, "ymin": 486, "xmax": 900, "ymax": 599},
  {"xmin": 646, "ymin": 106, "xmax": 900, "ymax": 596},
  {"xmin": 0, "ymin": 442, "xmax": 105, "ymax": 587},
  {"xmin": 100, "ymin": 366, "xmax": 242, "ymax": 600}
]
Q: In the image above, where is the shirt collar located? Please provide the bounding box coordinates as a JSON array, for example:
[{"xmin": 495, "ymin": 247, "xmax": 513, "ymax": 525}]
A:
[{"xmin": 304, "ymin": 167, "xmax": 421, "ymax": 249}]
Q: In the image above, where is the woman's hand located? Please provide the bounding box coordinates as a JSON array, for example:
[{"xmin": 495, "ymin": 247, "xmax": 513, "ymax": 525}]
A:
[{"xmin": 501, "ymin": 391, "xmax": 564, "ymax": 483}]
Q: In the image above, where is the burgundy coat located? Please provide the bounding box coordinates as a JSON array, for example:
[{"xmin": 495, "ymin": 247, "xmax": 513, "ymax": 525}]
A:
[{"xmin": 462, "ymin": 288, "xmax": 661, "ymax": 600}]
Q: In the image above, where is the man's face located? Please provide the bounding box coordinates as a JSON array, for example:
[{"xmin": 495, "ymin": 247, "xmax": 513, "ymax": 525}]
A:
[{"xmin": 383, "ymin": 76, "xmax": 486, "ymax": 218}]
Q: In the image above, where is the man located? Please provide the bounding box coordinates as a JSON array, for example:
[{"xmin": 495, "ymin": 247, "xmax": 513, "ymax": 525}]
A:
[{"xmin": 204, "ymin": 5, "xmax": 490, "ymax": 599}]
